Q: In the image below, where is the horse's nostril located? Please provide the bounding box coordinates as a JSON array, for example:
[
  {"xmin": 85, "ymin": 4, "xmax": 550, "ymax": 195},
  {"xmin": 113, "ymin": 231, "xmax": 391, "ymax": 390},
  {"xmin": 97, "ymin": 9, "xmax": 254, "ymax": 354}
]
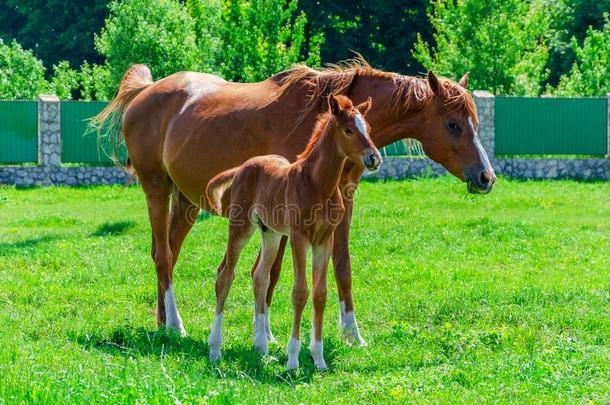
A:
[{"xmin": 480, "ymin": 171, "xmax": 489, "ymax": 185}]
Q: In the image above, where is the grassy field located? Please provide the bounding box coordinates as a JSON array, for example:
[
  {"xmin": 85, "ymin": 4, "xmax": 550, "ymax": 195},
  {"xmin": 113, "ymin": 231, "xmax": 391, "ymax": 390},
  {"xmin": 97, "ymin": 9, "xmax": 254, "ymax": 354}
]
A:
[{"xmin": 0, "ymin": 177, "xmax": 608, "ymax": 403}]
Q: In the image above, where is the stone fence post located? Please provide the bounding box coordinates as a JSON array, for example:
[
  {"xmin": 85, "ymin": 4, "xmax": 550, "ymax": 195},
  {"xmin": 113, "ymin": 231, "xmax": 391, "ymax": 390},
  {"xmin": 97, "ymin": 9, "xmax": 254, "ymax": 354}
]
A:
[
  {"xmin": 473, "ymin": 90, "xmax": 495, "ymax": 159},
  {"xmin": 38, "ymin": 94, "xmax": 61, "ymax": 169}
]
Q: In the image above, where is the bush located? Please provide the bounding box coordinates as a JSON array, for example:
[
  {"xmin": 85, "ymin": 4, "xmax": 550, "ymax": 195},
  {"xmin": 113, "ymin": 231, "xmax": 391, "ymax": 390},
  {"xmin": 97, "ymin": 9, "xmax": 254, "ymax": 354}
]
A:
[
  {"xmin": 413, "ymin": 0, "xmax": 551, "ymax": 95},
  {"xmin": 95, "ymin": 0, "xmax": 201, "ymax": 94},
  {"xmin": 553, "ymin": 15, "xmax": 610, "ymax": 96},
  {"xmin": 0, "ymin": 38, "xmax": 48, "ymax": 99},
  {"xmin": 217, "ymin": 0, "xmax": 323, "ymax": 82}
]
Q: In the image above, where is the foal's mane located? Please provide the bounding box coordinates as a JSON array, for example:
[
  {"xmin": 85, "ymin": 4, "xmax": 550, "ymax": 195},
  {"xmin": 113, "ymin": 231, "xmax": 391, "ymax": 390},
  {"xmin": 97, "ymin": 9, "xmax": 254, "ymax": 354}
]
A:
[
  {"xmin": 296, "ymin": 110, "xmax": 334, "ymax": 160},
  {"xmin": 269, "ymin": 56, "xmax": 478, "ymax": 127}
]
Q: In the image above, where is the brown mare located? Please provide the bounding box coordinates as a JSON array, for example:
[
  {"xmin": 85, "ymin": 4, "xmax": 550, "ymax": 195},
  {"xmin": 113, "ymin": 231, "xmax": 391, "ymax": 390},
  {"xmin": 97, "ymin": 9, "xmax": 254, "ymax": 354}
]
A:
[
  {"xmin": 93, "ymin": 58, "xmax": 495, "ymax": 344},
  {"xmin": 205, "ymin": 94, "xmax": 380, "ymax": 369}
]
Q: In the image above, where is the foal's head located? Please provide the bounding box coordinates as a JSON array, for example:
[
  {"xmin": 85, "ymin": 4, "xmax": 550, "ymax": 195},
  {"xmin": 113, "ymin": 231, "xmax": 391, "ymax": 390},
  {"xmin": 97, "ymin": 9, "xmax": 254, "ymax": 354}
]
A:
[{"xmin": 328, "ymin": 94, "xmax": 382, "ymax": 171}]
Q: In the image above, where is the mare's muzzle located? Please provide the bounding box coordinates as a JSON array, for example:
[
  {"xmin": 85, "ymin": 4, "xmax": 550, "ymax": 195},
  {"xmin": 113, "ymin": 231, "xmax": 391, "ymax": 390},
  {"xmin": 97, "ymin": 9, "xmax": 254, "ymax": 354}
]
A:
[{"xmin": 465, "ymin": 165, "xmax": 496, "ymax": 194}]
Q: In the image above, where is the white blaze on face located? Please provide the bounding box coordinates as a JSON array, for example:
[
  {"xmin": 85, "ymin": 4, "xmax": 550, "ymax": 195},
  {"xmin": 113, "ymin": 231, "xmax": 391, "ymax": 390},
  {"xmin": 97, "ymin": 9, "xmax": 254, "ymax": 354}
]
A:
[
  {"xmin": 468, "ymin": 116, "xmax": 492, "ymax": 169},
  {"xmin": 354, "ymin": 113, "xmax": 370, "ymax": 140}
]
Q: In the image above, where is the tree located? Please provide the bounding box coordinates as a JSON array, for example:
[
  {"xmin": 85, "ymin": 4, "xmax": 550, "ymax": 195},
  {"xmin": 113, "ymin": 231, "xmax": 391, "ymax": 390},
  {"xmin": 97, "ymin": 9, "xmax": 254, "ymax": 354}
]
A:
[
  {"xmin": 95, "ymin": 0, "xmax": 201, "ymax": 93},
  {"xmin": 217, "ymin": 0, "xmax": 322, "ymax": 82},
  {"xmin": 546, "ymin": 0, "xmax": 610, "ymax": 86},
  {"xmin": 553, "ymin": 15, "xmax": 610, "ymax": 96},
  {"xmin": 300, "ymin": 0, "xmax": 432, "ymax": 74},
  {"xmin": 413, "ymin": 0, "xmax": 551, "ymax": 95},
  {"xmin": 0, "ymin": 0, "xmax": 110, "ymax": 74},
  {"xmin": 0, "ymin": 38, "xmax": 48, "ymax": 99}
]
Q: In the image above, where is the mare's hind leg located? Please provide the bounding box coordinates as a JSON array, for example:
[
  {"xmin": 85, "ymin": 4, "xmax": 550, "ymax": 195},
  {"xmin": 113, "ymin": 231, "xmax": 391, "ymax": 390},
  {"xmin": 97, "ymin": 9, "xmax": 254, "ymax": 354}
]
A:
[
  {"xmin": 208, "ymin": 221, "xmax": 255, "ymax": 362},
  {"xmin": 169, "ymin": 189, "xmax": 198, "ymax": 269},
  {"xmin": 252, "ymin": 227, "xmax": 282, "ymax": 355},
  {"xmin": 142, "ymin": 175, "xmax": 186, "ymax": 336}
]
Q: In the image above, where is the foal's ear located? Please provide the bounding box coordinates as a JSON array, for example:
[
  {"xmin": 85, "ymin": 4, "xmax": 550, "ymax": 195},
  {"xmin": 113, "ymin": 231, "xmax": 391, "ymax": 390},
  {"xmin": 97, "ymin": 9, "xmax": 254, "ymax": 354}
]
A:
[
  {"xmin": 328, "ymin": 93, "xmax": 341, "ymax": 115},
  {"xmin": 428, "ymin": 70, "xmax": 446, "ymax": 98},
  {"xmin": 458, "ymin": 72, "xmax": 469, "ymax": 88},
  {"xmin": 355, "ymin": 97, "xmax": 372, "ymax": 116}
]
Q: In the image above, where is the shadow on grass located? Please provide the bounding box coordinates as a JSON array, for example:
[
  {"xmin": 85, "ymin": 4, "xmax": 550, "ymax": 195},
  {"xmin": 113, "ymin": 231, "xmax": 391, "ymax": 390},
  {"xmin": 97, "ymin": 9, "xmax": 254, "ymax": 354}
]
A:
[
  {"xmin": 74, "ymin": 325, "xmax": 339, "ymax": 384},
  {"xmin": 91, "ymin": 220, "xmax": 135, "ymax": 237},
  {"xmin": 0, "ymin": 235, "xmax": 57, "ymax": 256}
]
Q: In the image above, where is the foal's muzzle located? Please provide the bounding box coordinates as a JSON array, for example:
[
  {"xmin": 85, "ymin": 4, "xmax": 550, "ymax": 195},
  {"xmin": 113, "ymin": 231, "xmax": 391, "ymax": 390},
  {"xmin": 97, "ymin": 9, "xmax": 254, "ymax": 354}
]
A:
[{"xmin": 363, "ymin": 149, "xmax": 382, "ymax": 171}]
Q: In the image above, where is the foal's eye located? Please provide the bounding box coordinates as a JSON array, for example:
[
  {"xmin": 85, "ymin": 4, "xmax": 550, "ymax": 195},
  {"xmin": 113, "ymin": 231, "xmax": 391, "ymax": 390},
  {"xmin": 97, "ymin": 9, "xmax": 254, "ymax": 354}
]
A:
[
  {"xmin": 344, "ymin": 128, "xmax": 353, "ymax": 136},
  {"xmin": 445, "ymin": 121, "xmax": 461, "ymax": 134}
]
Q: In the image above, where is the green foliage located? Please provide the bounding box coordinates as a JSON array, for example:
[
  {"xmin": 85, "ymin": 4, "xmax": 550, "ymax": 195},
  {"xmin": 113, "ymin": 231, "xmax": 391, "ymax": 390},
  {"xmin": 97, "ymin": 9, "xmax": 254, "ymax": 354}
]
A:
[
  {"xmin": 0, "ymin": 38, "xmax": 48, "ymax": 99},
  {"xmin": 0, "ymin": 0, "xmax": 110, "ymax": 72},
  {"xmin": 413, "ymin": 0, "xmax": 551, "ymax": 95},
  {"xmin": 95, "ymin": 0, "xmax": 201, "ymax": 94},
  {"xmin": 0, "ymin": 179, "xmax": 609, "ymax": 401},
  {"xmin": 216, "ymin": 0, "xmax": 322, "ymax": 82},
  {"xmin": 186, "ymin": 0, "xmax": 223, "ymax": 74},
  {"xmin": 553, "ymin": 15, "xmax": 610, "ymax": 96},
  {"xmin": 49, "ymin": 61, "xmax": 80, "ymax": 100},
  {"xmin": 300, "ymin": 0, "xmax": 432, "ymax": 73},
  {"xmin": 546, "ymin": 0, "xmax": 610, "ymax": 85}
]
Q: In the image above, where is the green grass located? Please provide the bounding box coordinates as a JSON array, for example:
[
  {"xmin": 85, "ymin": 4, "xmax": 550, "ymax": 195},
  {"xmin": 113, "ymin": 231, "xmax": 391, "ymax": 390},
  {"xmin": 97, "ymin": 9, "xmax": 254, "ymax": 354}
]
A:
[{"xmin": 0, "ymin": 177, "xmax": 608, "ymax": 403}]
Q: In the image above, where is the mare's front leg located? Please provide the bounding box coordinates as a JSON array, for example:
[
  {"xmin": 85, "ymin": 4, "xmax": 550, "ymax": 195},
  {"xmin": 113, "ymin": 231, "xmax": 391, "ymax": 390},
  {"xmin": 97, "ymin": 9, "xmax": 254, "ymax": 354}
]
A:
[
  {"xmin": 310, "ymin": 237, "xmax": 333, "ymax": 370},
  {"xmin": 286, "ymin": 232, "xmax": 310, "ymax": 370},
  {"xmin": 208, "ymin": 221, "xmax": 255, "ymax": 362},
  {"xmin": 252, "ymin": 227, "xmax": 282, "ymax": 355},
  {"xmin": 333, "ymin": 165, "xmax": 367, "ymax": 346}
]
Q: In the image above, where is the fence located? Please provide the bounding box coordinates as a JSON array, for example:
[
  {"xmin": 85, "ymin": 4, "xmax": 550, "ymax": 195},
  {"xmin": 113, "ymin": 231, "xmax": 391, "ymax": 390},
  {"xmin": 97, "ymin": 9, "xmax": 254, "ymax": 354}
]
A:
[
  {"xmin": 0, "ymin": 101, "xmax": 38, "ymax": 163},
  {"xmin": 495, "ymin": 96, "xmax": 607, "ymax": 155},
  {"xmin": 0, "ymin": 93, "xmax": 609, "ymax": 185}
]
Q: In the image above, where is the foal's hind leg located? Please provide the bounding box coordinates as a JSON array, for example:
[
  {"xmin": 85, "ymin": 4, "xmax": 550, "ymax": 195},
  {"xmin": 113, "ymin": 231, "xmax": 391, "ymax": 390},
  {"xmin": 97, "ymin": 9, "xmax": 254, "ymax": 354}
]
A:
[
  {"xmin": 252, "ymin": 228, "xmax": 282, "ymax": 355},
  {"xmin": 208, "ymin": 221, "xmax": 255, "ymax": 362},
  {"xmin": 142, "ymin": 175, "xmax": 186, "ymax": 336}
]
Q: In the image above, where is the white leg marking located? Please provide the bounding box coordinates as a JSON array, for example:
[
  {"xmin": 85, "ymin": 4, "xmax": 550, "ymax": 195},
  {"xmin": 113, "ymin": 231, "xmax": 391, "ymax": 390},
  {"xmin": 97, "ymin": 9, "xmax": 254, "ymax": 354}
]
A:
[
  {"xmin": 265, "ymin": 306, "xmax": 275, "ymax": 342},
  {"xmin": 164, "ymin": 284, "xmax": 186, "ymax": 336},
  {"xmin": 309, "ymin": 329, "xmax": 327, "ymax": 370},
  {"xmin": 339, "ymin": 300, "xmax": 367, "ymax": 346},
  {"xmin": 286, "ymin": 337, "xmax": 301, "ymax": 370},
  {"xmin": 253, "ymin": 313, "xmax": 268, "ymax": 355},
  {"xmin": 208, "ymin": 313, "xmax": 223, "ymax": 362}
]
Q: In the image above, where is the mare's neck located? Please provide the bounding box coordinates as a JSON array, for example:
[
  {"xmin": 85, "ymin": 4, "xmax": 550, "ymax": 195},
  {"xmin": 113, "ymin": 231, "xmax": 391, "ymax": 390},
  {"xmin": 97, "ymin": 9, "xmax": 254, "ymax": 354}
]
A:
[
  {"xmin": 349, "ymin": 76, "xmax": 429, "ymax": 148},
  {"xmin": 298, "ymin": 120, "xmax": 346, "ymax": 199}
]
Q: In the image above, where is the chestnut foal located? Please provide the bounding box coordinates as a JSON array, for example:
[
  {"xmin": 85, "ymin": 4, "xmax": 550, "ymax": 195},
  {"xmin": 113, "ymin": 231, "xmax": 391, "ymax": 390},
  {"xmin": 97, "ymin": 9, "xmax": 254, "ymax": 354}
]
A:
[{"xmin": 205, "ymin": 94, "xmax": 382, "ymax": 369}]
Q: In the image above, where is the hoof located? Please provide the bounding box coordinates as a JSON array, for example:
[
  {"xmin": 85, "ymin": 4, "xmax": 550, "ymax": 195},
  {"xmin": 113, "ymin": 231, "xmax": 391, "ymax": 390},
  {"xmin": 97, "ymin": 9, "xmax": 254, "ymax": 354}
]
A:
[
  {"xmin": 209, "ymin": 348, "xmax": 222, "ymax": 363},
  {"xmin": 254, "ymin": 341, "xmax": 269, "ymax": 355},
  {"xmin": 165, "ymin": 323, "xmax": 187, "ymax": 337},
  {"xmin": 286, "ymin": 359, "xmax": 299, "ymax": 370},
  {"xmin": 341, "ymin": 327, "xmax": 366, "ymax": 347}
]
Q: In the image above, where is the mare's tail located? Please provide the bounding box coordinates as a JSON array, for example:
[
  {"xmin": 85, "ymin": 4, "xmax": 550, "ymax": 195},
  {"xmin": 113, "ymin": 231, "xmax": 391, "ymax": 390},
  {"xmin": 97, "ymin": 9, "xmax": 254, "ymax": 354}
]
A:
[
  {"xmin": 206, "ymin": 167, "xmax": 240, "ymax": 215},
  {"xmin": 89, "ymin": 64, "xmax": 153, "ymax": 169}
]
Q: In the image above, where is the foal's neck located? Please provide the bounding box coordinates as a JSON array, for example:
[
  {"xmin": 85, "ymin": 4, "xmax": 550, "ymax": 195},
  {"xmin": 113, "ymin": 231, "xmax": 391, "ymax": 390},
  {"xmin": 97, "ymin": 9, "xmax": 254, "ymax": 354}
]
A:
[{"xmin": 298, "ymin": 118, "xmax": 346, "ymax": 199}]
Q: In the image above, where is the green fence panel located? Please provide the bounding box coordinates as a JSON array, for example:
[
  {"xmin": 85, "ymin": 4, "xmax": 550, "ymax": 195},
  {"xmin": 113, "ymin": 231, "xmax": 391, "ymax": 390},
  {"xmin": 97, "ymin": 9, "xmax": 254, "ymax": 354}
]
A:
[
  {"xmin": 0, "ymin": 101, "xmax": 38, "ymax": 163},
  {"xmin": 495, "ymin": 97, "xmax": 607, "ymax": 155},
  {"xmin": 61, "ymin": 101, "xmax": 126, "ymax": 164}
]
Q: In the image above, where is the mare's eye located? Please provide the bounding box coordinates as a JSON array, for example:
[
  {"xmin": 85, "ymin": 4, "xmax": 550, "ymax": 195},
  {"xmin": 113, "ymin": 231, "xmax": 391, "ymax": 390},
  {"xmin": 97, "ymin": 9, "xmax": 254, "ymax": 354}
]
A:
[
  {"xmin": 445, "ymin": 121, "xmax": 461, "ymax": 134},
  {"xmin": 344, "ymin": 128, "xmax": 353, "ymax": 136}
]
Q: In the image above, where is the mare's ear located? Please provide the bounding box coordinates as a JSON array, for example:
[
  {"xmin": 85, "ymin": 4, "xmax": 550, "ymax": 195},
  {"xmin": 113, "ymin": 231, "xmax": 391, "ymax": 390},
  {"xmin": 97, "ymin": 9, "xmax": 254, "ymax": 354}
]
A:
[
  {"xmin": 356, "ymin": 97, "xmax": 372, "ymax": 116},
  {"xmin": 458, "ymin": 72, "xmax": 469, "ymax": 88},
  {"xmin": 428, "ymin": 70, "xmax": 446, "ymax": 98},
  {"xmin": 328, "ymin": 93, "xmax": 341, "ymax": 115}
]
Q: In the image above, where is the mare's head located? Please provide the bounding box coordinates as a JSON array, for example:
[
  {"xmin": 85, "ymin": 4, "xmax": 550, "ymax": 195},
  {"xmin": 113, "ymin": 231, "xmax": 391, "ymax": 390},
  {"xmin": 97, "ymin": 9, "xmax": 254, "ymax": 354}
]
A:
[
  {"xmin": 416, "ymin": 71, "xmax": 495, "ymax": 194},
  {"xmin": 328, "ymin": 94, "xmax": 382, "ymax": 171}
]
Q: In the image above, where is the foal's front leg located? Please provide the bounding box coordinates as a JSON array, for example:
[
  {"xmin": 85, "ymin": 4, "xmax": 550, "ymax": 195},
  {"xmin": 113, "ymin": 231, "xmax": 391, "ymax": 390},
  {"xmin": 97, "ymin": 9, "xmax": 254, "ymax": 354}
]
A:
[
  {"xmin": 286, "ymin": 232, "xmax": 309, "ymax": 370},
  {"xmin": 310, "ymin": 238, "xmax": 332, "ymax": 370},
  {"xmin": 252, "ymin": 228, "xmax": 282, "ymax": 355}
]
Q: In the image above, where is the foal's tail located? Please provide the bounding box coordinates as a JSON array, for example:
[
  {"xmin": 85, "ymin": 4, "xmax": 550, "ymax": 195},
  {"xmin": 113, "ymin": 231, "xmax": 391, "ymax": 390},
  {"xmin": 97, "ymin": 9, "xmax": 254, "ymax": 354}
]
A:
[
  {"xmin": 90, "ymin": 64, "xmax": 153, "ymax": 168},
  {"xmin": 206, "ymin": 167, "xmax": 240, "ymax": 215}
]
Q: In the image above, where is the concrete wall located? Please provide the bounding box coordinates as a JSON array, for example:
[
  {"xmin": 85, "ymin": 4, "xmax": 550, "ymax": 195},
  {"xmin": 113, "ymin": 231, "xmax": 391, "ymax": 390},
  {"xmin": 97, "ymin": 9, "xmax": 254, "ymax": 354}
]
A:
[{"xmin": 0, "ymin": 93, "xmax": 609, "ymax": 186}]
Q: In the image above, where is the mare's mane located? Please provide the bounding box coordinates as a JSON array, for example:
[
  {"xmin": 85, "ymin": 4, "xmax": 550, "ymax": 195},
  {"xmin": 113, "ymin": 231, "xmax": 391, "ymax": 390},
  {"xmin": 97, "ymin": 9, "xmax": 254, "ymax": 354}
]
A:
[{"xmin": 269, "ymin": 56, "xmax": 478, "ymax": 126}]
